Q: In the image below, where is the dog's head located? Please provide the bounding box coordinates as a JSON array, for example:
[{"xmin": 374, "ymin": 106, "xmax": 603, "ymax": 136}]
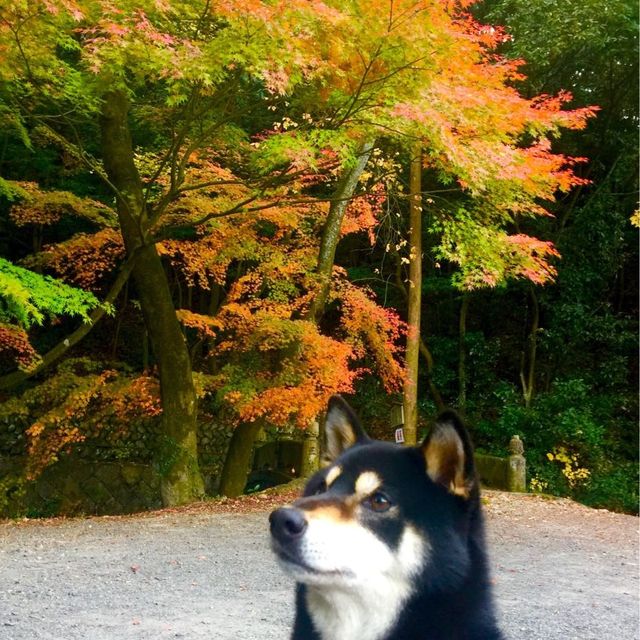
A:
[{"xmin": 269, "ymin": 395, "xmax": 479, "ymax": 593}]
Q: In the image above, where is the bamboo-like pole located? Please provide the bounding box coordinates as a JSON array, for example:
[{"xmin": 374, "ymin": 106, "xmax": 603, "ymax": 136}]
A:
[{"xmin": 403, "ymin": 143, "xmax": 422, "ymax": 445}]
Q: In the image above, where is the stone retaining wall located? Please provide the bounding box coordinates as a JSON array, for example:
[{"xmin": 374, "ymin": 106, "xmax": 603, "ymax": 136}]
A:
[
  {"xmin": 0, "ymin": 416, "xmax": 235, "ymax": 517},
  {"xmin": 475, "ymin": 436, "xmax": 527, "ymax": 492},
  {"xmin": 0, "ymin": 457, "xmax": 228, "ymax": 517},
  {"xmin": 0, "ymin": 428, "xmax": 526, "ymax": 517},
  {"xmin": 0, "ymin": 458, "xmax": 162, "ymax": 517}
]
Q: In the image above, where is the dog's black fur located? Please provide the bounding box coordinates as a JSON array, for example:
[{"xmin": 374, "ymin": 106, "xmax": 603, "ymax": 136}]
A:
[{"xmin": 270, "ymin": 395, "xmax": 504, "ymax": 640}]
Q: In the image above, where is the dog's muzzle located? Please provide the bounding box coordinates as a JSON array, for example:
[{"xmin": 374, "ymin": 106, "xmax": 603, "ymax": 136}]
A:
[{"xmin": 269, "ymin": 507, "xmax": 308, "ymax": 546}]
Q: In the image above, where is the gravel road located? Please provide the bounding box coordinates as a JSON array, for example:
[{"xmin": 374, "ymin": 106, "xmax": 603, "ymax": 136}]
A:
[{"xmin": 0, "ymin": 491, "xmax": 637, "ymax": 640}]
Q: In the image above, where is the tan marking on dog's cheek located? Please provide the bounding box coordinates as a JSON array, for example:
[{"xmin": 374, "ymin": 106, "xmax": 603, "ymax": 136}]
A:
[
  {"xmin": 325, "ymin": 465, "xmax": 342, "ymax": 488},
  {"xmin": 449, "ymin": 480, "xmax": 470, "ymax": 498},
  {"xmin": 305, "ymin": 503, "xmax": 353, "ymax": 523},
  {"xmin": 354, "ymin": 471, "xmax": 382, "ymax": 498}
]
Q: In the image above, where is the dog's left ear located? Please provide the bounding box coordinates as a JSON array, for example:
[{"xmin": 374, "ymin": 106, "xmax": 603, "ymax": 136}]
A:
[
  {"xmin": 323, "ymin": 395, "xmax": 369, "ymax": 463},
  {"xmin": 420, "ymin": 410, "xmax": 476, "ymax": 499}
]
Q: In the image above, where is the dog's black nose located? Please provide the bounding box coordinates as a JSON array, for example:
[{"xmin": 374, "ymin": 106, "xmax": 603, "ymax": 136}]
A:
[{"xmin": 269, "ymin": 507, "xmax": 308, "ymax": 543}]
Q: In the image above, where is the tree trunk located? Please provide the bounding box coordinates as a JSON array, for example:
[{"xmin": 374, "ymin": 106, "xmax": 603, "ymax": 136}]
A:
[
  {"xmin": 300, "ymin": 420, "xmax": 320, "ymax": 477},
  {"xmin": 418, "ymin": 339, "xmax": 446, "ymax": 413},
  {"xmin": 218, "ymin": 421, "xmax": 263, "ymax": 497},
  {"xmin": 394, "ymin": 252, "xmax": 444, "ymax": 413},
  {"xmin": 100, "ymin": 90, "xmax": 204, "ymax": 506},
  {"xmin": 519, "ymin": 287, "xmax": 539, "ymax": 409},
  {"xmin": 458, "ymin": 294, "xmax": 469, "ymax": 412},
  {"xmin": 403, "ymin": 143, "xmax": 422, "ymax": 445},
  {"xmin": 308, "ymin": 141, "xmax": 375, "ymax": 323},
  {"xmin": 298, "ymin": 140, "xmax": 374, "ymax": 474}
]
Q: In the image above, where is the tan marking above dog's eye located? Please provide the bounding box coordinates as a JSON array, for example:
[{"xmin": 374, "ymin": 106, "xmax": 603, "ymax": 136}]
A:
[
  {"xmin": 354, "ymin": 471, "xmax": 382, "ymax": 497},
  {"xmin": 325, "ymin": 465, "xmax": 342, "ymax": 488}
]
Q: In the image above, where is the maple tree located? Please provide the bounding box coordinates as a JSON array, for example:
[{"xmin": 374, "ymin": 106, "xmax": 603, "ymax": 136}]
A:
[
  {"xmin": 0, "ymin": 164, "xmax": 408, "ymax": 494},
  {"xmin": 0, "ymin": 0, "xmax": 606, "ymax": 507},
  {"xmin": 0, "ymin": 357, "xmax": 163, "ymax": 482},
  {"xmin": 160, "ymin": 164, "xmax": 406, "ymax": 495},
  {"xmin": 0, "ymin": 0, "xmax": 348, "ymax": 505}
]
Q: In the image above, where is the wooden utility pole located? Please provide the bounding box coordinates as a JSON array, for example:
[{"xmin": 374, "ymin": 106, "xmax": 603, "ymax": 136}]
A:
[{"xmin": 403, "ymin": 143, "xmax": 422, "ymax": 445}]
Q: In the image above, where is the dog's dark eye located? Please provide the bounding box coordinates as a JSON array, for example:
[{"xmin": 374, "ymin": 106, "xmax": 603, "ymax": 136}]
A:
[{"xmin": 364, "ymin": 491, "xmax": 392, "ymax": 513}]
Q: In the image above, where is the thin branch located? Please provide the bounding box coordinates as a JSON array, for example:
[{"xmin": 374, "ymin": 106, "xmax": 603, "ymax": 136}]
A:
[
  {"xmin": 155, "ymin": 197, "xmax": 284, "ymax": 238},
  {"xmin": 360, "ymin": 55, "xmax": 432, "ymax": 89},
  {"xmin": 333, "ymin": 44, "xmax": 383, "ymax": 128},
  {"xmin": 388, "ymin": 2, "xmax": 427, "ymax": 32},
  {"xmin": 194, "ymin": 0, "xmax": 212, "ymax": 38},
  {"xmin": 142, "ymin": 88, "xmax": 203, "ymax": 204}
]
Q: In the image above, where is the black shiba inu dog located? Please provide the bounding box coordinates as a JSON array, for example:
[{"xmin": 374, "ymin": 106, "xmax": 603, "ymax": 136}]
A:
[{"xmin": 269, "ymin": 395, "xmax": 503, "ymax": 640}]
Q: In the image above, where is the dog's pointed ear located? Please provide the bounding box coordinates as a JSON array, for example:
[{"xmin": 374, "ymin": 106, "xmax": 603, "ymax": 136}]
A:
[
  {"xmin": 420, "ymin": 410, "xmax": 476, "ymax": 499},
  {"xmin": 323, "ymin": 395, "xmax": 369, "ymax": 463}
]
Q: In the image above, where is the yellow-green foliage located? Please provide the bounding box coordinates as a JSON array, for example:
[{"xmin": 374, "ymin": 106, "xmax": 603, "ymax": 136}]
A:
[
  {"xmin": 0, "ymin": 258, "xmax": 108, "ymax": 328},
  {"xmin": 529, "ymin": 477, "xmax": 549, "ymax": 493},
  {"xmin": 546, "ymin": 447, "xmax": 591, "ymax": 488}
]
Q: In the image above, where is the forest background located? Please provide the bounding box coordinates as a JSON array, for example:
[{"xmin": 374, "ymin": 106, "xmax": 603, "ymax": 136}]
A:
[{"xmin": 0, "ymin": 0, "xmax": 637, "ymax": 514}]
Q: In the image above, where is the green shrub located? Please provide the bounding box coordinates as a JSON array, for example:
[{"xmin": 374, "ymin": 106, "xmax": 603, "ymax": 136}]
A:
[
  {"xmin": 474, "ymin": 378, "xmax": 637, "ymax": 513},
  {"xmin": 576, "ymin": 463, "xmax": 639, "ymax": 514}
]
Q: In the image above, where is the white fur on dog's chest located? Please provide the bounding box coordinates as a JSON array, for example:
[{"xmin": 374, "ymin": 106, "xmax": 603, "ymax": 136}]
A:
[{"xmin": 306, "ymin": 582, "xmax": 406, "ymax": 640}]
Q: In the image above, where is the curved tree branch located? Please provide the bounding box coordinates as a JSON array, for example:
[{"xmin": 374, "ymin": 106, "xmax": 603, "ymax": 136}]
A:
[
  {"xmin": 307, "ymin": 140, "xmax": 376, "ymax": 322},
  {"xmin": 0, "ymin": 253, "xmax": 137, "ymax": 391}
]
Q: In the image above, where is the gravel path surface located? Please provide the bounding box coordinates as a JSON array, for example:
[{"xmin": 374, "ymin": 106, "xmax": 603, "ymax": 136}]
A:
[{"xmin": 0, "ymin": 491, "xmax": 637, "ymax": 640}]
